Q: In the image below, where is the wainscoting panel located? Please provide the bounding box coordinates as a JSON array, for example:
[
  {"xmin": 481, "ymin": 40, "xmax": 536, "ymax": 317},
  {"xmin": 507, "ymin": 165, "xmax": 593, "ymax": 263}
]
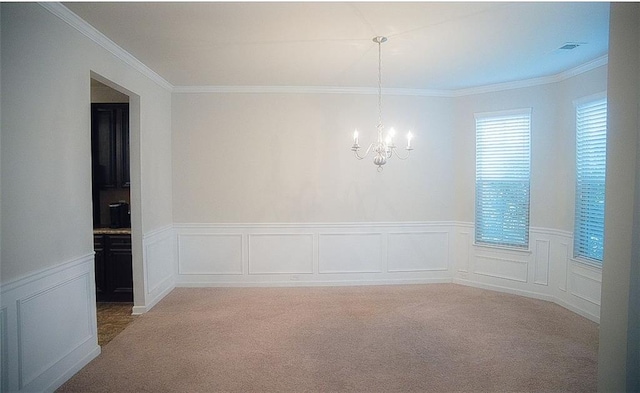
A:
[
  {"xmin": 570, "ymin": 262, "xmax": 602, "ymax": 306},
  {"xmin": 534, "ymin": 239, "xmax": 550, "ymax": 285},
  {"xmin": 175, "ymin": 222, "xmax": 454, "ymax": 286},
  {"xmin": 178, "ymin": 233, "xmax": 243, "ymax": 275},
  {"xmin": 474, "ymin": 255, "xmax": 528, "ymax": 283},
  {"xmin": 318, "ymin": 233, "xmax": 383, "ymax": 274},
  {"xmin": 248, "ymin": 234, "xmax": 314, "ymax": 274},
  {"xmin": 142, "ymin": 225, "xmax": 176, "ymax": 312},
  {"xmin": 454, "ymin": 226, "xmax": 600, "ymax": 322},
  {"xmin": 1, "ymin": 307, "xmax": 8, "ymax": 393},
  {"xmin": 0, "ymin": 254, "xmax": 100, "ymax": 392},
  {"xmin": 455, "ymin": 231, "xmax": 471, "ymax": 273},
  {"xmin": 18, "ymin": 273, "xmax": 92, "ymax": 388},
  {"xmin": 557, "ymin": 242, "xmax": 570, "ymax": 292},
  {"xmin": 387, "ymin": 232, "xmax": 448, "ymax": 272},
  {"xmin": 173, "ymin": 222, "xmax": 601, "ymax": 322}
]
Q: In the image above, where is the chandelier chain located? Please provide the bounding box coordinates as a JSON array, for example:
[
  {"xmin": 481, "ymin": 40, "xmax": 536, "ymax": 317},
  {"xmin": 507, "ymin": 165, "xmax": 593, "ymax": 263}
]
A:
[{"xmin": 377, "ymin": 38, "xmax": 383, "ymax": 130}]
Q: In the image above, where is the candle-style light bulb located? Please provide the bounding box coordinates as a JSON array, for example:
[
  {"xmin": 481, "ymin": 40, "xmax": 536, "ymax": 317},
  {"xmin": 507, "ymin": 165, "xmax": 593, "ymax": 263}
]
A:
[
  {"xmin": 353, "ymin": 129, "xmax": 359, "ymax": 144},
  {"xmin": 407, "ymin": 131, "xmax": 413, "ymax": 148}
]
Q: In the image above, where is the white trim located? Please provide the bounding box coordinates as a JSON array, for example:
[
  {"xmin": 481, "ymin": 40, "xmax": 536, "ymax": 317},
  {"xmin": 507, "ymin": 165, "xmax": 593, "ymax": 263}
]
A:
[
  {"xmin": 46, "ymin": 346, "xmax": 101, "ymax": 393},
  {"xmin": 176, "ymin": 277, "xmax": 453, "ymax": 288},
  {"xmin": 143, "ymin": 224, "xmax": 174, "ymax": 241},
  {"xmin": 173, "ymin": 221, "xmax": 457, "ymax": 230},
  {"xmin": 0, "ymin": 253, "xmax": 94, "ymax": 294},
  {"xmin": 573, "ymin": 90, "xmax": 608, "ymax": 108},
  {"xmin": 132, "ymin": 283, "xmax": 174, "ymax": 316},
  {"xmin": 530, "ymin": 226, "xmax": 573, "ymax": 239},
  {"xmin": 1, "ymin": 254, "xmax": 99, "ymax": 392},
  {"xmin": 472, "ymin": 243, "xmax": 532, "ymax": 255},
  {"xmin": 474, "ymin": 107, "xmax": 532, "ymax": 120},
  {"xmin": 453, "ymin": 278, "xmax": 599, "ymax": 323},
  {"xmin": 172, "ymin": 85, "xmax": 452, "ymax": 97},
  {"xmin": 173, "ymin": 56, "xmax": 608, "ymax": 97},
  {"xmin": 38, "ymin": 2, "xmax": 173, "ymax": 92}
]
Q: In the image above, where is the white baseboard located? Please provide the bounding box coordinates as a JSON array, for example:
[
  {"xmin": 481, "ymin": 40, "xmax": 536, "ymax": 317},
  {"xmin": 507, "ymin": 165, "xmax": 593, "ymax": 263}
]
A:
[
  {"xmin": 177, "ymin": 277, "xmax": 453, "ymax": 288},
  {"xmin": 132, "ymin": 282, "xmax": 175, "ymax": 315},
  {"xmin": 45, "ymin": 346, "xmax": 100, "ymax": 393}
]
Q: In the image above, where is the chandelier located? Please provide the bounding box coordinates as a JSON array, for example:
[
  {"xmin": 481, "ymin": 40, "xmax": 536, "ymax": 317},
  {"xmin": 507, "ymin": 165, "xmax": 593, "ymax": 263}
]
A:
[{"xmin": 351, "ymin": 36, "xmax": 413, "ymax": 171}]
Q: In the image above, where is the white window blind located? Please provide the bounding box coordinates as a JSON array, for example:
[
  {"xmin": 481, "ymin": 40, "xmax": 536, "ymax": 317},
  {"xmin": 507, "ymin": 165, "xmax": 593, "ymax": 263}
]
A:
[
  {"xmin": 574, "ymin": 97, "xmax": 607, "ymax": 264},
  {"xmin": 475, "ymin": 110, "xmax": 531, "ymax": 248}
]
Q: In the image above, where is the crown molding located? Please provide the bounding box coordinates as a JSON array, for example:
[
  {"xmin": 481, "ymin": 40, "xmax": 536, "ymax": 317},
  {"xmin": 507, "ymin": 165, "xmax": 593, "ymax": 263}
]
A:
[
  {"xmin": 172, "ymin": 85, "xmax": 453, "ymax": 97},
  {"xmin": 174, "ymin": 56, "xmax": 608, "ymax": 97},
  {"xmin": 452, "ymin": 55, "xmax": 609, "ymax": 97},
  {"xmin": 39, "ymin": 2, "xmax": 174, "ymax": 92}
]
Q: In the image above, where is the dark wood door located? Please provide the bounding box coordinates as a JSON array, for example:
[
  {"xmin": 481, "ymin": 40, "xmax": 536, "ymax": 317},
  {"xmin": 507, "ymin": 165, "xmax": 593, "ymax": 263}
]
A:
[
  {"xmin": 91, "ymin": 103, "xmax": 130, "ymax": 189},
  {"xmin": 91, "ymin": 103, "xmax": 130, "ymax": 227}
]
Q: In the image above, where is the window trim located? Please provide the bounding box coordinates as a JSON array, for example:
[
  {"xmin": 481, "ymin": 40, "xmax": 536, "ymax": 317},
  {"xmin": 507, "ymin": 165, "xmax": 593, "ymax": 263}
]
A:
[
  {"xmin": 474, "ymin": 107, "xmax": 532, "ymax": 250},
  {"xmin": 572, "ymin": 92, "xmax": 607, "ymax": 266}
]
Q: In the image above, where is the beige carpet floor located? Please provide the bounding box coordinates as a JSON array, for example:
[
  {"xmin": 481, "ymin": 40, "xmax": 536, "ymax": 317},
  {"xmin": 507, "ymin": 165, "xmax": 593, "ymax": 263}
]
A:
[{"xmin": 58, "ymin": 284, "xmax": 598, "ymax": 392}]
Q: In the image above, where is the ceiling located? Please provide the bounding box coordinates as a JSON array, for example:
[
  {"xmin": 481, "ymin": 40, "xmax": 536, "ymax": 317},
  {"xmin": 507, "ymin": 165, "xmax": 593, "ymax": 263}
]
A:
[{"xmin": 65, "ymin": 2, "xmax": 610, "ymax": 91}]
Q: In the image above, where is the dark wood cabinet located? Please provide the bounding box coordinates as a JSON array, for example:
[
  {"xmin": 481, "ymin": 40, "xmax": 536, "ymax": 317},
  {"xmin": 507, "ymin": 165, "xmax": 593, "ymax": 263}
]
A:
[
  {"xmin": 91, "ymin": 103, "xmax": 130, "ymax": 189},
  {"xmin": 94, "ymin": 234, "xmax": 133, "ymax": 302},
  {"xmin": 91, "ymin": 103, "xmax": 130, "ymax": 227}
]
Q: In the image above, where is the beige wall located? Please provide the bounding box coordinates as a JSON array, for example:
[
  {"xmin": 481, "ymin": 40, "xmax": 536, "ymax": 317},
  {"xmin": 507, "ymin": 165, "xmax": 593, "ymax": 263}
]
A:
[
  {"xmin": 91, "ymin": 79, "xmax": 130, "ymax": 103},
  {"xmin": 0, "ymin": 3, "xmax": 173, "ymax": 283},
  {"xmin": 172, "ymin": 67, "xmax": 607, "ymax": 231},
  {"xmin": 172, "ymin": 93, "xmax": 456, "ymax": 223}
]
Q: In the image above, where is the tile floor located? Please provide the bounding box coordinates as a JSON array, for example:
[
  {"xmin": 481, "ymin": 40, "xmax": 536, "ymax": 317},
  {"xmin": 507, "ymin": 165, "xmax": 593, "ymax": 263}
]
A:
[{"xmin": 96, "ymin": 302, "xmax": 136, "ymax": 346}]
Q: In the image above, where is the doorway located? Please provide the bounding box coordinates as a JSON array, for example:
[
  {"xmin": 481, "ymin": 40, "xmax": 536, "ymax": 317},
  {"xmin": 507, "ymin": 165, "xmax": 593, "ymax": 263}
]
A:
[{"xmin": 90, "ymin": 77, "xmax": 136, "ymax": 345}]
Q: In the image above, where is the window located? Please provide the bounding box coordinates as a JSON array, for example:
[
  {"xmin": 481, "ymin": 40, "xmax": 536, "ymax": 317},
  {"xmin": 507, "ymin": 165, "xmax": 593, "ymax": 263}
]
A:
[
  {"xmin": 574, "ymin": 96, "xmax": 607, "ymax": 264},
  {"xmin": 475, "ymin": 109, "xmax": 531, "ymax": 248}
]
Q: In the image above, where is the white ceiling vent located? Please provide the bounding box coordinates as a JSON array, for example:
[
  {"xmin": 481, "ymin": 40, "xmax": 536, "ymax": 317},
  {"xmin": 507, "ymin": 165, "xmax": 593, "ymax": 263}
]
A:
[{"xmin": 559, "ymin": 42, "xmax": 584, "ymax": 50}]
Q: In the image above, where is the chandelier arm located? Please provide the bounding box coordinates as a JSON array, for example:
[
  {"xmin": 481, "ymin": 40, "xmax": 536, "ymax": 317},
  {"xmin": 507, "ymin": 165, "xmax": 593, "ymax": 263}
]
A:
[
  {"xmin": 353, "ymin": 143, "xmax": 374, "ymax": 160},
  {"xmin": 390, "ymin": 147, "xmax": 412, "ymax": 160}
]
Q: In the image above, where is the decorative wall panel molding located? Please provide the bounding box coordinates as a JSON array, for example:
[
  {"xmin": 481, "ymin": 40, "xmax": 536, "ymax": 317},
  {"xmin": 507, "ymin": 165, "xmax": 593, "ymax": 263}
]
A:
[
  {"xmin": 143, "ymin": 226, "xmax": 176, "ymax": 308},
  {"xmin": 175, "ymin": 222, "xmax": 455, "ymax": 286},
  {"xmin": 474, "ymin": 255, "xmax": 529, "ymax": 283},
  {"xmin": 173, "ymin": 222, "xmax": 601, "ymax": 322},
  {"xmin": 570, "ymin": 262, "xmax": 602, "ymax": 306},
  {"xmin": 248, "ymin": 234, "xmax": 314, "ymax": 274},
  {"xmin": 18, "ymin": 273, "xmax": 93, "ymax": 388},
  {"xmin": 387, "ymin": 232, "xmax": 449, "ymax": 272},
  {"xmin": 0, "ymin": 254, "xmax": 100, "ymax": 392},
  {"xmin": 1, "ymin": 307, "xmax": 8, "ymax": 393},
  {"xmin": 318, "ymin": 233, "xmax": 383, "ymax": 274},
  {"xmin": 456, "ymin": 226, "xmax": 600, "ymax": 322},
  {"xmin": 558, "ymin": 242, "xmax": 570, "ymax": 292},
  {"xmin": 178, "ymin": 233, "xmax": 243, "ymax": 275},
  {"xmin": 534, "ymin": 239, "xmax": 550, "ymax": 285},
  {"xmin": 455, "ymin": 231, "xmax": 471, "ymax": 273}
]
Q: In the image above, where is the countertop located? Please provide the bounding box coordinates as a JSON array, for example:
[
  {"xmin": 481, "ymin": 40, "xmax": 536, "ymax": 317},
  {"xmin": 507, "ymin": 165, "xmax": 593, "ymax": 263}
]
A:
[{"xmin": 93, "ymin": 227, "xmax": 132, "ymax": 235}]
